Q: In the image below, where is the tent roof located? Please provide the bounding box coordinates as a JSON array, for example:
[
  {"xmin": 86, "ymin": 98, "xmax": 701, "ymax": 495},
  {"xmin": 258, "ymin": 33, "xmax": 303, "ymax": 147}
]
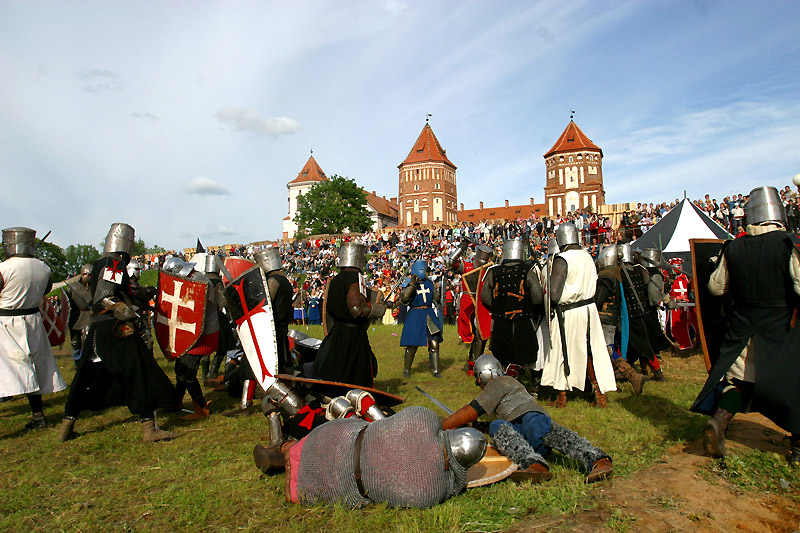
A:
[{"xmin": 632, "ymin": 199, "xmax": 731, "ymax": 253}]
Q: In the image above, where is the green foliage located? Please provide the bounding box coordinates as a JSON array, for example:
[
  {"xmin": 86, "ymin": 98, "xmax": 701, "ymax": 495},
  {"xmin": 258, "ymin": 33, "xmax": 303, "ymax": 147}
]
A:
[
  {"xmin": 138, "ymin": 269, "xmax": 158, "ymax": 287},
  {"xmin": 294, "ymin": 174, "xmax": 373, "ymax": 238},
  {"xmin": 64, "ymin": 244, "xmax": 101, "ymax": 276},
  {"xmin": 707, "ymin": 450, "xmax": 800, "ymax": 499},
  {"xmin": 36, "ymin": 239, "xmax": 69, "ymax": 281}
]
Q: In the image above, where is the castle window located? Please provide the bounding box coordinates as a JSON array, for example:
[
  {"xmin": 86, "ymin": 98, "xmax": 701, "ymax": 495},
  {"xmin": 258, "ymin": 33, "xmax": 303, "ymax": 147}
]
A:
[
  {"xmin": 568, "ymin": 156, "xmax": 573, "ymax": 163},
  {"xmin": 435, "ymin": 183, "xmax": 440, "ymax": 190},
  {"xmin": 302, "ymin": 171, "xmax": 308, "ymax": 177},
  {"xmin": 414, "ymin": 184, "xmax": 419, "ymax": 191}
]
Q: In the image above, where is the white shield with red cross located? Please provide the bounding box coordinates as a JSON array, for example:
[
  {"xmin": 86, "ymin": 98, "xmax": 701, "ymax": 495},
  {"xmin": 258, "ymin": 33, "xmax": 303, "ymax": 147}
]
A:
[
  {"xmin": 39, "ymin": 291, "xmax": 69, "ymax": 346},
  {"xmin": 154, "ymin": 270, "xmax": 208, "ymax": 361},
  {"xmin": 223, "ymin": 266, "xmax": 278, "ymax": 392}
]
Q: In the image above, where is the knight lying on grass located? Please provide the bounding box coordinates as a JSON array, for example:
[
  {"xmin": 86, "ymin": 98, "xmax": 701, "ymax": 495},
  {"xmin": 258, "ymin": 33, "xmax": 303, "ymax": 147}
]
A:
[{"xmin": 442, "ymin": 354, "xmax": 613, "ymax": 484}]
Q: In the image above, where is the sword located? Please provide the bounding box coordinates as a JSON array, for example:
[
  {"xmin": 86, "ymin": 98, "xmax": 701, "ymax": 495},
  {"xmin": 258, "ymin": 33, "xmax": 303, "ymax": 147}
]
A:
[{"xmin": 415, "ymin": 386, "xmax": 454, "ymax": 415}]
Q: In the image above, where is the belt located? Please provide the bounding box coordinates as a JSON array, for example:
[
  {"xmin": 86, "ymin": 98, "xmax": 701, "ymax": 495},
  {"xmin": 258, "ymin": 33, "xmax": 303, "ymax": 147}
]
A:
[
  {"xmin": 353, "ymin": 426, "xmax": 368, "ymax": 499},
  {"xmin": 0, "ymin": 307, "xmax": 39, "ymax": 316},
  {"xmin": 554, "ymin": 298, "xmax": 595, "ymax": 377}
]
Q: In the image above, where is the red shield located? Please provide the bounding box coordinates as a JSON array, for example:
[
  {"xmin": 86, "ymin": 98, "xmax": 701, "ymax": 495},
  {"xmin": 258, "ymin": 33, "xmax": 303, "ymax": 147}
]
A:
[
  {"xmin": 154, "ymin": 271, "xmax": 208, "ymax": 361},
  {"xmin": 39, "ymin": 291, "xmax": 69, "ymax": 346},
  {"xmin": 223, "ymin": 257, "xmax": 255, "ymax": 284}
]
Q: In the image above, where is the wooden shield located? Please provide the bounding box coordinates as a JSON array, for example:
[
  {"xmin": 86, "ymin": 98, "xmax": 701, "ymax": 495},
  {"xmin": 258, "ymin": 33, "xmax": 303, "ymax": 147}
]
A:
[
  {"xmin": 39, "ymin": 291, "xmax": 69, "ymax": 346},
  {"xmin": 275, "ymin": 374, "xmax": 405, "ymax": 407},
  {"xmin": 462, "ymin": 262, "xmax": 493, "ymax": 340},
  {"xmin": 466, "ymin": 446, "xmax": 518, "ymax": 488},
  {"xmin": 223, "ymin": 257, "xmax": 255, "ymax": 284},
  {"xmin": 690, "ymin": 238, "xmax": 730, "ymax": 372},
  {"xmin": 154, "ymin": 271, "xmax": 208, "ymax": 361},
  {"xmin": 321, "ymin": 278, "xmax": 333, "ymax": 337}
]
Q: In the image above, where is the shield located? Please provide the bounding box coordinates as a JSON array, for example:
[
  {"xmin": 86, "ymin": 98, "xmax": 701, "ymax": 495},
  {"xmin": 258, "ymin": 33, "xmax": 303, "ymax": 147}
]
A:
[
  {"xmin": 690, "ymin": 239, "xmax": 730, "ymax": 372},
  {"xmin": 223, "ymin": 257, "xmax": 255, "ymax": 284},
  {"xmin": 463, "ymin": 262, "xmax": 493, "ymax": 340},
  {"xmin": 224, "ymin": 266, "xmax": 279, "ymax": 392},
  {"xmin": 275, "ymin": 374, "xmax": 405, "ymax": 407},
  {"xmin": 39, "ymin": 291, "xmax": 69, "ymax": 346},
  {"xmin": 321, "ymin": 277, "xmax": 333, "ymax": 337},
  {"xmin": 466, "ymin": 446, "xmax": 518, "ymax": 488},
  {"xmin": 154, "ymin": 270, "xmax": 208, "ymax": 361}
]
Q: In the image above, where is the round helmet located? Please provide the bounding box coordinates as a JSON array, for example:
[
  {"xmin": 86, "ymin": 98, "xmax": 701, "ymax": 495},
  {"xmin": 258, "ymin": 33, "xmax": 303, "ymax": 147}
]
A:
[
  {"xmin": 474, "ymin": 353, "xmax": 504, "ymax": 387},
  {"xmin": 617, "ymin": 243, "xmax": 634, "ymax": 264},
  {"xmin": 2, "ymin": 227, "xmax": 36, "ymax": 257},
  {"xmin": 639, "ymin": 248, "xmax": 662, "ymax": 268},
  {"xmin": 338, "ymin": 242, "xmax": 367, "ymax": 271},
  {"xmin": 255, "ymin": 247, "xmax": 282, "ymax": 273},
  {"xmin": 473, "ymin": 245, "xmax": 493, "ymax": 268},
  {"xmin": 411, "ymin": 259, "xmax": 427, "ymax": 280},
  {"xmin": 595, "ymin": 245, "xmax": 618, "ymax": 270},
  {"xmin": 501, "ymin": 239, "xmax": 526, "ymax": 263},
  {"xmin": 747, "ymin": 186, "xmax": 786, "ymax": 226},
  {"xmin": 446, "ymin": 427, "xmax": 487, "ymax": 469},
  {"xmin": 126, "ymin": 259, "xmax": 142, "ymax": 280},
  {"xmin": 555, "ymin": 222, "xmax": 579, "ymax": 248},
  {"xmin": 103, "ymin": 223, "xmax": 135, "ymax": 259},
  {"xmin": 80, "ymin": 264, "xmax": 93, "ymax": 276}
]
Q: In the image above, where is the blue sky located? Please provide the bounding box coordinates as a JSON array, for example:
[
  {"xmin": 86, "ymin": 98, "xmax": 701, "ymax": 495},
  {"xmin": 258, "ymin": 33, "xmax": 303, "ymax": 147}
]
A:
[{"xmin": 1, "ymin": 0, "xmax": 798, "ymax": 251}]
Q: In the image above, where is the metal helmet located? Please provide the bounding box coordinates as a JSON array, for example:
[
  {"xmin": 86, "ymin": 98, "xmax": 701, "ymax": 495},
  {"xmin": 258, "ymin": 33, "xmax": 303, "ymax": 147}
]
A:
[
  {"xmin": 617, "ymin": 243, "xmax": 634, "ymax": 264},
  {"xmin": 446, "ymin": 427, "xmax": 488, "ymax": 469},
  {"xmin": 474, "ymin": 353, "xmax": 504, "ymax": 387},
  {"xmin": 162, "ymin": 257, "xmax": 196, "ymax": 277},
  {"xmin": 555, "ymin": 222, "xmax": 579, "ymax": 248},
  {"xmin": 595, "ymin": 245, "xmax": 618, "ymax": 270},
  {"xmin": 473, "ymin": 245, "xmax": 493, "ymax": 268},
  {"xmin": 126, "ymin": 259, "xmax": 143, "ymax": 280},
  {"xmin": 2, "ymin": 227, "xmax": 36, "ymax": 257},
  {"xmin": 204, "ymin": 254, "xmax": 221, "ymax": 274},
  {"xmin": 746, "ymin": 186, "xmax": 786, "ymax": 226},
  {"xmin": 501, "ymin": 239, "xmax": 526, "ymax": 262},
  {"xmin": 80, "ymin": 264, "xmax": 93, "ymax": 276},
  {"xmin": 411, "ymin": 259, "xmax": 427, "ymax": 280},
  {"xmin": 338, "ymin": 242, "xmax": 367, "ymax": 271},
  {"xmin": 103, "ymin": 223, "xmax": 135, "ymax": 258},
  {"xmin": 255, "ymin": 247, "xmax": 282, "ymax": 273},
  {"xmin": 639, "ymin": 248, "xmax": 662, "ymax": 268},
  {"xmin": 548, "ymin": 237, "xmax": 560, "ymax": 256}
]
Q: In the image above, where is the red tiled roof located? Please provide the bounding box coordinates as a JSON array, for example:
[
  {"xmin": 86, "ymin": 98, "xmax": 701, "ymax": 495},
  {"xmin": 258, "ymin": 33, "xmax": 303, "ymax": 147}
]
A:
[
  {"xmin": 364, "ymin": 191, "xmax": 399, "ymax": 219},
  {"xmin": 287, "ymin": 155, "xmax": 328, "ymax": 185},
  {"xmin": 458, "ymin": 202, "xmax": 546, "ymax": 221},
  {"xmin": 399, "ymin": 123, "xmax": 456, "ymax": 169},
  {"xmin": 544, "ymin": 120, "xmax": 602, "ymax": 158}
]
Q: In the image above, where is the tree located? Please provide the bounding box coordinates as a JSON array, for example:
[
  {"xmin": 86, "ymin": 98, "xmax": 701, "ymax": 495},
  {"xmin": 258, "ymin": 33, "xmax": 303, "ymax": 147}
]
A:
[
  {"xmin": 64, "ymin": 244, "xmax": 101, "ymax": 276},
  {"xmin": 293, "ymin": 175, "xmax": 373, "ymax": 238},
  {"xmin": 35, "ymin": 240, "xmax": 69, "ymax": 282}
]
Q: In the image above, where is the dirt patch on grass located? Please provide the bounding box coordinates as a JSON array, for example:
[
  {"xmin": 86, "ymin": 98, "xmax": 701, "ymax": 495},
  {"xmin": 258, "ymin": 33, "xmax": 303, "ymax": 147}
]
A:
[{"xmin": 514, "ymin": 413, "xmax": 800, "ymax": 532}]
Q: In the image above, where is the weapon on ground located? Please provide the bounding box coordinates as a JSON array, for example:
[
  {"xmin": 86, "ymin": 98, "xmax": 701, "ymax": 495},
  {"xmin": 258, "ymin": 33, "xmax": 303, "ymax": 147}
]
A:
[{"xmin": 415, "ymin": 385, "xmax": 454, "ymax": 416}]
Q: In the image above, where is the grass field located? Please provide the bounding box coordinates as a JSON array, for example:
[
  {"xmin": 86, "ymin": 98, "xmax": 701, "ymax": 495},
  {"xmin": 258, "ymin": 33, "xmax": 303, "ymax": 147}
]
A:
[{"xmin": 1, "ymin": 323, "xmax": 796, "ymax": 532}]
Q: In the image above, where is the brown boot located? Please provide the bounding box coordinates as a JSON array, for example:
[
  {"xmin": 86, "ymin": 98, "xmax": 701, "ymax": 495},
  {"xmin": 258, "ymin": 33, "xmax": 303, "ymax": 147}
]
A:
[
  {"xmin": 253, "ymin": 443, "xmax": 287, "ymax": 473},
  {"xmin": 702, "ymin": 408, "xmax": 734, "ymax": 458},
  {"xmin": 181, "ymin": 401, "xmax": 211, "ymax": 421},
  {"xmin": 58, "ymin": 417, "xmax": 78, "ymax": 442},
  {"xmin": 510, "ymin": 462, "xmax": 552, "ymax": 484},
  {"xmin": 586, "ymin": 457, "xmax": 613, "ymax": 483},
  {"xmin": 591, "ymin": 388, "xmax": 608, "ymax": 408},
  {"xmin": 611, "ymin": 357, "xmax": 646, "ymax": 396},
  {"xmin": 548, "ymin": 391, "xmax": 567, "ymax": 408},
  {"xmin": 141, "ymin": 419, "xmax": 179, "ymax": 443}
]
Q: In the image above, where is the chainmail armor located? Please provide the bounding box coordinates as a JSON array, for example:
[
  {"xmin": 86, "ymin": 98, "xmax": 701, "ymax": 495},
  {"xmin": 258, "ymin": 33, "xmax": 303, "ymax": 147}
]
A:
[
  {"xmin": 542, "ymin": 422, "xmax": 609, "ymax": 473},
  {"xmin": 491, "ymin": 423, "xmax": 547, "ymax": 469}
]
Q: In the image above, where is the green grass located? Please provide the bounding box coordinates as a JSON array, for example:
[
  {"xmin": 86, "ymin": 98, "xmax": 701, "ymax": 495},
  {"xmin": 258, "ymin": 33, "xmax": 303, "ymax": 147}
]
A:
[{"xmin": 0, "ymin": 324, "xmax": 790, "ymax": 532}]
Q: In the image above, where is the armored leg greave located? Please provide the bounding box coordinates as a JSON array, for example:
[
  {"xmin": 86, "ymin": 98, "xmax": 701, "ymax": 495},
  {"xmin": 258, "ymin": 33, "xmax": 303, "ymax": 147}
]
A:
[
  {"xmin": 542, "ymin": 422, "xmax": 609, "ymax": 473},
  {"xmin": 403, "ymin": 347, "xmax": 417, "ymax": 378},
  {"xmin": 492, "ymin": 423, "xmax": 548, "ymax": 469},
  {"xmin": 428, "ymin": 338, "xmax": 441, "ymax": 378}
]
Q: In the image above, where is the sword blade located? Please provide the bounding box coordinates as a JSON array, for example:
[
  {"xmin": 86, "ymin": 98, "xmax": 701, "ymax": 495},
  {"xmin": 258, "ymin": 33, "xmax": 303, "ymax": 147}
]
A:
[{"xmin": 414, "ymin": 386, "xmax": 454, "ymax": 415}]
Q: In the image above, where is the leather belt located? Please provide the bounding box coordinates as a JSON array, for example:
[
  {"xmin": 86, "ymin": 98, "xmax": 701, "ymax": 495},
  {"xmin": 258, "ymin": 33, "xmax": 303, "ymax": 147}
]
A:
[
  {"xmin": 554, "ymin": 298, "xmax": 595, "ymax": 377},
  {"xmin": 0, "ymin": 307, "xmax": 39, "ymax": 316}
]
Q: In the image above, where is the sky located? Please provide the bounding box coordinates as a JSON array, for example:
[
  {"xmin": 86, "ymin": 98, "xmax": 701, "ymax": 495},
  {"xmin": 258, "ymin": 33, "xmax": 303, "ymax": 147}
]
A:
[{"xmin": 1, "ymin": 0, "xmax": 799, "ymax": 252}]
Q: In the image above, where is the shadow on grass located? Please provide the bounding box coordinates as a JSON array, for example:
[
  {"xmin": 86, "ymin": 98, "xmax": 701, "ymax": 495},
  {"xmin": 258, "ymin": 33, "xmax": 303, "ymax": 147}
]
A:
[{"xmin": 617, "ymin": 393, "xmax": 705, "ymax": 445}]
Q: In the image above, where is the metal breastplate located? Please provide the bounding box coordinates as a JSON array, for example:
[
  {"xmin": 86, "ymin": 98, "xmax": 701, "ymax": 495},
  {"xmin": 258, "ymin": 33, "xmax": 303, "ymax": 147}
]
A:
[{"xmin": 490, "ymin": 262, "xmax": 534, "ymax": 321}]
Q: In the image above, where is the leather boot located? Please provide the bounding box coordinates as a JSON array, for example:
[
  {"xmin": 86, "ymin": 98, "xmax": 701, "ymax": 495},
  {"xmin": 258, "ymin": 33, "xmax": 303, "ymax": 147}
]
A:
[
  {"xmin": 510, "ymin": 463, "xmax": 552, "ymax": 484},
  {"xmin": 58, "ymin": 417, "xmax": 78, "ymax": 442},
  {"xmin": 702, "ymin": 408, "xmax": 734, "ymax": 458},
  {"xmin": 586, "ymin": 457, "xmax": 613, "ymax": 483},
  {"xmin": 141, "ymin": 419, "xmax": 179, "ymax": 443},
  {"xmin": 429, "ymin": 349, "xmax": 442, "ymax": 378},
  {"xmin": 647, "ymin": 360, "xmax": 666, "ymax": 381},
  {"xmin": 25, "ymin": 412, "xmax": 46, "ymax": 430},
  {"xmin": 253, "ymin": 443, "xmax": 287, "ymax": 473},
  {"xmin": 611, "ymin": 357, "xmax": 646, "ymax": 396},
  {"xmin": 403, "ymin": 347, "xmax": 416, "ymax": 378},
  {"xmin": 591, "ymin": 387, "xmax": 608, "ymax": 408},
  {"xmin": 548, "ymin": 391, "xmax": 567, "ymax": 408},
  {"xmin": 789, "ymin": 437, "xmax": 800, "ymax": 467},
  {"xmin": 181, "ymin": 401, "xmax": 211, "ymax": 421}
]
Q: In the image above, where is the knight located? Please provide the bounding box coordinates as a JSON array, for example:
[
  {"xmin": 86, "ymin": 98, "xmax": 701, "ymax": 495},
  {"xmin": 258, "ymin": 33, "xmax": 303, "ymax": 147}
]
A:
[
  {"xmin": 0, "ymin": 227, "xmax": 67, "ymax": 430},
  {"xmin": 63, "ymin": 264, "xmax": 93, "ymax": 368},
  {"xmin": 399, "ymin": 259, "xmax": 444, "ymax": 378}
]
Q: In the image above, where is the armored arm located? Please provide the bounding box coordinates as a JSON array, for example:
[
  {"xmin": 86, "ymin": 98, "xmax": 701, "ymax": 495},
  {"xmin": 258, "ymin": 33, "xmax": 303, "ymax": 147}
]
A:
[
  {"xmin": 549, "ymin": 256, "xmax": 568, "ymax": 305},
  {"xmin": 480, "ymin": 269, "xmax": 494, "ymax": 308},
  {"xmin": 346, "ymin": 283, "xmax": 371, "ymax": 318},
  {"xmin": 399, "ymin": 275, "xmax": 419, "ymax": 305},
  {"xmin": 526, "ymin": 265, "xmax": 543, "ymax": 305}
]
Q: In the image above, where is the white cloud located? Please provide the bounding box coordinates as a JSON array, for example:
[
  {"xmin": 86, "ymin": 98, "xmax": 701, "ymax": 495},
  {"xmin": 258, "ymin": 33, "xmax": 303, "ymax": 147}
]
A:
[
  {"xmin": 215, "ymin": 107, "xmax": 301, "ymax": 138},
  {"xmin": 183, "ymin": 176, "xmax": 230, "ymax": 195},
  {"xmin": 132, "ymin": 112, "xmax": 158, "ymax": 121},
  {"xmin": 217, "ymin": 225, "xmax": 236, "ymax": 236}
]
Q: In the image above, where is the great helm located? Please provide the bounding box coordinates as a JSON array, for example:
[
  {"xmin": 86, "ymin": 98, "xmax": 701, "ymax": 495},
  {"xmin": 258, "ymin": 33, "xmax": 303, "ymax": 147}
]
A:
[
  {"xmin": 595, "ymin": 245, "xmax": 618, "ymax": 270},
  {"xmin": 255, "ymin": 247, "xmax": 282, "ymax": 273},
  {"xmin": 2, "ymin": 227, "xmax": 36, "ymax": 258},
  {"xmin": 103, "ymin": 223, "xmax": 135, "ymax": 259},
  {"xmin": 446, "ymin": 427, "xmax": 488, "ymax": 469},
  {"xmin": 473, "ymin": 353, "xmax": 504, "ymax": 387},
  {"xmin": 337, "ymin": 242, "xmax": 367, "ymax": 271},
  {"xmin": 411, "ymin": 259, "xmax": 427, "ymax": 280},
  {"xmin": 617, "ymin": 243, "xmax": 634, "ymax": 264},
  {"xmin": 501, "ymin": 239, "xmax": 527, "ymax": 263},
  {"xmin": 204, "ymin": 254, "xmax": 221, "ymax": 275},
  {"xmin": 473, "ymin": 245, "xmax": 493, "ymax": 268},
  {"xmin": 555, "ymin": 222, "xmax": 579, "ymax": 248},
  {"xmin": 548, "ymin": 237, "xmax": 560, "ymax": 256},
  {"xmin": 639, "ymin": 248, "xmax": 662, "ymax": 268},
  {"xmin": 747, "ymin": 186, "xmax": 787, "ymax": 226}
]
